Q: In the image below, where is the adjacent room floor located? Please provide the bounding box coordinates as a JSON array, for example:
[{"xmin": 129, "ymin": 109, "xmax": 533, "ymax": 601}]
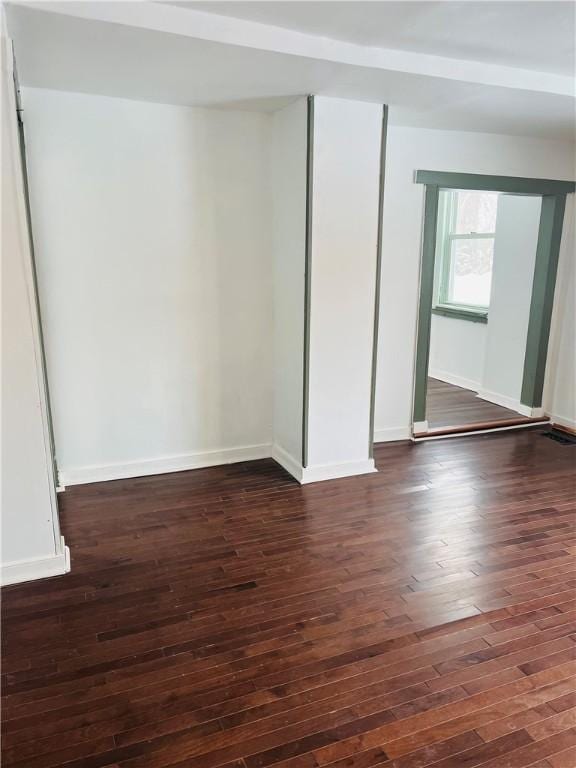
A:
[
  {"xmin": 2, "ymin": 430, "xmax": 576, "ymax": 768},
  {"xmin": 426, "ymin": 377, "xmax": 533, "ymax": 430}
]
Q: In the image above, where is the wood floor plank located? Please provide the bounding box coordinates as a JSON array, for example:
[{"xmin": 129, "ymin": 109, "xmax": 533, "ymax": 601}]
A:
[{"xmin": 2, "ymin": 430, "xmax": 575, "ymax": 768}]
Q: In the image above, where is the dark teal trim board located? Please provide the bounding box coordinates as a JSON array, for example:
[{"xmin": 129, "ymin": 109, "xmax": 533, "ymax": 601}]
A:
[
  {"xmin": 521, "ymin": 194, "xmax": 567, "ymax": 409},
  {"xmin": 369, "ymin": 105, "xmax": 389, "ymax": 457},
  {"xmin": 413, "ymin": 185, "xmax": 439, "ymax": 424},
  {"xmin": 302, "ymin": 95, "xmax": 314, "ymax": 468},
  {"xmin": 415, "ymin": 171, "xmax": 575, "ymax": 196}
]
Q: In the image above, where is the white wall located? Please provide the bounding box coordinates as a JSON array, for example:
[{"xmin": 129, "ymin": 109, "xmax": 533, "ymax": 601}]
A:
[
  {"xmin": 16, "ymin": 87, "xmax": 576, "ymax": 492},
  {"xmin": 429, "ymin": 315, "xmax": 487, "ymax": 391},
  {"xmin": 271, "ymin": 98, "xmax": 307, "ymax": 468},
  {"xmin": 307, "ymin": 96, "xmax": 381, "ymax": 474},
  {"xmin": 22, "ymin": 88, "xmax": 274, "ymax": 484},
  {"xmin": 480, "ymin": 194, "xmax": 541, "ymax": 410},
  {"xmin": 375, "ymin": 123, "xmax": 576, "ymax": 440},
  {"xmin": 1, "ymin": 37, "xmax": 68, "ymax": 584},
  {"xmin": 544, "ymin": 196, "xmax": 576, "ymax": 429}
]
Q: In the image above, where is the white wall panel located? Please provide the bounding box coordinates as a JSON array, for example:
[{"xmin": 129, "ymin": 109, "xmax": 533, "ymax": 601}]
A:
[
  {"xmin": 23, "ymin": 88, "xmax": 274, "ymax": 482},
  {"xmin": 307, "ymin": 96, "xmax": 381, "ymax": 471},
  {"xmin": 429, "ymin": 315, "xmax": 487, "ymax": 391},
  {"xmin": 1, "ymin": 39, "xmax": 67, "ymax": 583}
]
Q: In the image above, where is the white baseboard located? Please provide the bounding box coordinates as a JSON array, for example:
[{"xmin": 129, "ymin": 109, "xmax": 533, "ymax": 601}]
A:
[
  {"xmin": 59, "ymin": 444, "xmax": 273, "ymax": 486},
  {"xmin": 429, "ymin": 368, "xmax": 480, "ymax": 392},
  {"xmin": 476, "ymin": 389, "xmax": 532, "ymax": 417},
  {"xmin": 413, "ymin": 420, "xmax": 429, "ymax": 434},
  {"xmin": 271, "ymin": 444, "xmax": 303, "ymax": 482},
  {"xmin": 272, "ymin": 445, "xmax": 377, "ymax": 485},
  {"xmin": 548, "ymin": 413, "xmax": 576, "ymax": 431},
  {"xmin": 374, "ymin": 426, "xmax": 411, "ymax": 443},
  {"xmin": 59, "ymin": 444, "xmax": 384, "ymax": 488},
  {"xmin": 300, "ymin": 458, "xmax": 377, "ymax": 485},
  {"xmin": 1, "ymin": 537, "xmax": 70, "ymax": 586}
]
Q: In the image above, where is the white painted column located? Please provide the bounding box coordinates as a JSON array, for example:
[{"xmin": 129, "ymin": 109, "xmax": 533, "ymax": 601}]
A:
[
  {"xmin": 1, "ymin": 28, "xmax": 69, "ymax": 585},
  {"xmin": 303, "ymin": 96, "xmax": 382, "ymax": 482},
  {"xmin": 271, "ymin": 96, "xmax": 383, "ymax": 484}
]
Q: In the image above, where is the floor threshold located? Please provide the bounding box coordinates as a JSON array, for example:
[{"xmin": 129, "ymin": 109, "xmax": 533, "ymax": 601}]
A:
[{"xmin": 413, "ymin": 417, "xmax": 549, "ymax": 441}]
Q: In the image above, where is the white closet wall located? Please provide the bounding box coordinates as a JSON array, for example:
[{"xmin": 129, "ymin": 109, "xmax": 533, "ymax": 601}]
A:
[
  {"xmin": 22, "ymin": 88, "xmax": 274, "ymax": 484},
  {"xmin": 1, "ymin": 39, "xmax": 68, "ymax": 584}
]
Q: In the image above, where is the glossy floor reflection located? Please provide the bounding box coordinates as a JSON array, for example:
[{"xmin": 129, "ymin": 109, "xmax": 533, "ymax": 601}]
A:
[
  {"xmin": 426, "ymin": 377, "xmax": 532, "ymax": 429},
  {"xmin": 2, "ymin": 430, "xmax": 575, "ymax": 768}
]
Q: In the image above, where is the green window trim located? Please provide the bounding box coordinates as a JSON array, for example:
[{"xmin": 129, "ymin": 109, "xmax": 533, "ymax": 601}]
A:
[
  {"xmin": 431, "ymin": 305, "xmax": 488, "ymax": 323},
  {"xmin": 415, "ymin": 171, "xmax": 576, "ymax": 196}
]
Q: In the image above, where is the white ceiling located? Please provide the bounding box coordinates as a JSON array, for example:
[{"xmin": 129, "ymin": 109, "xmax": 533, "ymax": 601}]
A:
[
  {"xmin": 176, "ymin": 1, "xmax": 575, "ymax": 76},
  {"xmin": 5, "ymin": 1, "xmax": 576, "ymax": 140}
]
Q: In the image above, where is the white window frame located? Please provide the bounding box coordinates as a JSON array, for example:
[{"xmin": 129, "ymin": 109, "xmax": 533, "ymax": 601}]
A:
[{"xmin": 433, "ymin": 190, "xmax": 494, "ymax": 323}]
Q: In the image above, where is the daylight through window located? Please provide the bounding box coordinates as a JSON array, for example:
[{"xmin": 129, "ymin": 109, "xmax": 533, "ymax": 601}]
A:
[{"xmin": 435, "ymin": 189, "xmax": 498, "ymax": 316}]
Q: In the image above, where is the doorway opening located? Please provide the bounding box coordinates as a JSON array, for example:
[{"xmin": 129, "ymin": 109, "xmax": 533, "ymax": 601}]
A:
[{"xmin": 412, "ymin": 171, "xmax": 574, "ymax": 439}]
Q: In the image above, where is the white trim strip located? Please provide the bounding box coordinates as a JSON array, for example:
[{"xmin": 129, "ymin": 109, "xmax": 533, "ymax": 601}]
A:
[
  {"xmin": 476, "ymin": 388, "xmax": 531, "ymax": 416},
  {"xmin": 549, "ymin": 414, "xmax": 576, "ymax": 431},
  {"xmin": 272, "ymin": 444, "xmax": 303, "ymax": 482},
  {"xmin": 374, "ymin": 426, "xmax": 411, "ymax": 443},
  {"xmin": 1, "ymin": 537, "xmax": 70, "ymax": 586},
  {"xmin": 59, "ymin": 444, "xmax": 273, "ymax": 486},
  {"xmin": 301, "ymin": 459, "xmax": 377, "ymax": 484}
]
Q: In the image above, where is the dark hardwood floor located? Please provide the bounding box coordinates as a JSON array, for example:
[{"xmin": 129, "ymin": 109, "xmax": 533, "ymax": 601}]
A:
[
  {"xmin": 427, "ymin": 378, "xmax": 532, "ymax": 430},
  {"xmin": 2, "ymin": 430, "xmax": 576, "ymax": 768}
]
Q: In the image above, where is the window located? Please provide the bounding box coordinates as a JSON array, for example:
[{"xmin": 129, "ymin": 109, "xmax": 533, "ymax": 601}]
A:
[{"xmin": 433, "ymin": 189, "xmax": 498, "ymax": 322}]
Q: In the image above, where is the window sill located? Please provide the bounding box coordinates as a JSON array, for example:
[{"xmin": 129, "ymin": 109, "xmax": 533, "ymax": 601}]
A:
[{"xmin": 432, "ymin": 305, "xmax": 488, "ymax": 324}]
